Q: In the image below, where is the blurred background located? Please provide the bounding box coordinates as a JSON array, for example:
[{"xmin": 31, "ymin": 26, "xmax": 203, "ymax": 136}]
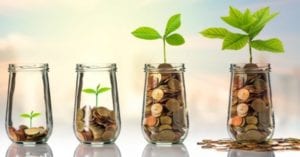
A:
[{"xmin": 0, "ymin": 0, "xmax": 299, "ymax": 156}]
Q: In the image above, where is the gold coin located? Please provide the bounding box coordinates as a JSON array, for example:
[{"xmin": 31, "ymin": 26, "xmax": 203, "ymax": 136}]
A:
[
  {"xmin": 244, "ymin": 124, "xmax": 258, "ymax": 131},
  {"xmin": 158, "ymin": 130, "xmax": 176, "ymax": 141},
  {"xmin": 151, "ymin": 103, "xmax": 163, "ymax": 117},
  {"xmin": 95, "ymin": 107, "xmax": 111, "ymax": 117},
  {"xmin": 148, "ymin": 73, "xmax": 161, "ymax": 89},
  {"xmin": 166, "ymin": 98, "xmax": 180, "ymax": 112},
  {"xmin": 24, "ymin": 127, "xmax": 41, "ymax": 136},
  {"xmin": 237, "ymin": 88, "xmax": 250, "ymax": 101},
  {"xmin": 246, "ymin": 116, "xmax": 258, "ymax": 125},
  {"xmin": 237, "ymin": 103, "xmax": 249, "ymax": 117},
  {"xmin": 151, "ymin": 88, "xmax": 164, "ymax": 101},
  {"xmin": 254, "ymin": 79, "xmax": 266, "ymax": 92},
  {"xmin": 251, "ymin": 98, "xmax": 267, "ymax": 112},
  {"xmin": 168, "ymin": 78, "xmax": 181, "ymax": 90},
  {"xmin": 160, "ymin": 116, "xmax": 172, "ymax": 125},
  {"xmin": 158, "ymin": 63, "xmax": 173, "ymax": 69},
  {"xmin": 89, "ymin": 125, "xmax": 104, "ymax": 140},
  {"xmin": 76, "ymin": 109, "xmax": 84, "ymax": 121},
  {"xmin": 159, "ymin": 124, "xmax": 172, "ymax": 132},
  {"xmin": 102, "ymin": 131, "xmax": 115, "ymax": 141}
]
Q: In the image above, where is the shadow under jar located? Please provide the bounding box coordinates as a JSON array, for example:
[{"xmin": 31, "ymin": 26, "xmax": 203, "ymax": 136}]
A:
[
  {"xmin": 142, "ymin": 63, "xmax": 189, "ymax": 144},
  {"xmin": 74, "ymin": 64, "xmax": 121, "ymax": 144},
  {"xmin": 5, "ymin": 64, "xmax": 53, "ymax": 144},
  {"xmin": 227, "ymin": 63, "xmax": 275, "ymax": 143}
]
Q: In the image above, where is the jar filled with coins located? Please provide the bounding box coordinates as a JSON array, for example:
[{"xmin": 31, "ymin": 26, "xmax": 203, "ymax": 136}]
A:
[
  {"xmin": 5, "ymin": 64, "xmax": 53, "ymax": 144},
  {"xmin": 227, "ymin": 63, "xmax": 275, "ymax": 143},
  {"xmin": 142, "ymin": 63, "xmax": 189, "ymax": 144},
  {"xmin": 74, "ymin": 64, "xmax": 121, "ymax": 144}
]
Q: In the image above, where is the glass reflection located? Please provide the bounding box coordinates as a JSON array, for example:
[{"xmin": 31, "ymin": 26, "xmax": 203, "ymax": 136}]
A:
[
  {"xmin": 142, "ymin": 144, "xmax": 189, "ymax": 157},
  {"xmin": 74, "ymin": 143, "xmax": 121, "ymax": 157},
  {"xmin": 6, "ymin": 143, "xmax": 53, "ymax": 157},
  {"xmin": 228, "ymin": 149, "xmax": 275, "ymax": 157}
]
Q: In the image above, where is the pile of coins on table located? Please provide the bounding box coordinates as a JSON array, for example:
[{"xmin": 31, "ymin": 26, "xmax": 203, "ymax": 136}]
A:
[
  {"xmin": 197, "ymin": 138, "xmax": 300, "ymax": 151},
  {"xmin": 8, "ymin": 125, "xmax": 48, "ymax": 142},
  {"xmin": 76, "ymin": 106, "xmax": 117, "ymax": 142},
  {"xmin": 228, "ymin": 64, "xmax": 273, "ymax": 143},
  {"xmin": 143, "ymin": 64, "xmax": 187, "ymax": 143}
]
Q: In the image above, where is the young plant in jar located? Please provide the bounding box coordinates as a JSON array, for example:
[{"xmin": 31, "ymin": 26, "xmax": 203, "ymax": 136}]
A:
[
  {"xmin": 76, "ymin": 84, "xmax": 117, "ymax": 143},
  {"xmin": 200, "ymin": 6, "xmax": 284, "ymax": 143},
  {"xmin": 132, "ymin": 14, "xmax": 189, "ymax": 143},
  {"xmin": 8, "ymin": 111, "xmax": 48, "ymax": 142}
]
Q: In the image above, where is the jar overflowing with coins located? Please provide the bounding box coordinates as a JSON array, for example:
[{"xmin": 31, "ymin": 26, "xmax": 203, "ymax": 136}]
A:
[
  {"xmin": 74, "ymin": 64, "xmax": 121, "ymax": 144},
  {"xmin": 227, "ymin": 63, "xmax": 275, "ymax": 143},
  {"xmin": 5, "ymin": 64, "xmax": 53, "ymax": 144},
  {"xmin": 142, "ymin": 63, "xmax": 189, "ymax": 144}
]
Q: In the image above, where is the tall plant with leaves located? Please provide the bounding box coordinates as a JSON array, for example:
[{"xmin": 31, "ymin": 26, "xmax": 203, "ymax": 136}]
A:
[
  {"xmin": 201, "ymin": 6, "xmax": 284, "ymax": 63},
  {"xmin": 132, "ymin": 14, "xmax": 185, "ymax": 63},
  {"xmin": 82, "ymin": 84, "xmax": 110, "ymax": 107}
]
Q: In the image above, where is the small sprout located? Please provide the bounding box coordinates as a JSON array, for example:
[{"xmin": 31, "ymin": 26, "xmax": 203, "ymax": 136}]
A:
[
  {"xmin": 20, "ymin": 111, "xmax": 41, "ymax": 128},
  {"xmin": 132, "ymin": 13, "xmax": 185, "ymax": 63},
  {"xmin": 82, "ymin": 83, "xmax": 111, "ymax": 107},
  {"xmin": 200, "ymin": 6, "xmax": 284, "ymax": 63}
]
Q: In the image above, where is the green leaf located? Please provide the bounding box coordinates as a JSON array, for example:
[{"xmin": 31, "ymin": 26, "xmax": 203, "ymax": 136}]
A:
[
  {"xmin": 165, "ymin": 14, "xmax": 181, "ymax": 36},
  {"xmin": 251, "ymin": 38, "xmax": 284, "ymax": 53},
  {"xmin": 132, "ymin": 27, "xmax": 161, "ymax": 40},
  {"xmin": 20, "ymin": 114, "xmax": 31, "ymax": 118},
  {"xmin": 221, "ymin": 6, "xmax": 256, "ymax": 33},
  {"xmin": 222, "ymin": 33, "xmax": 249, "ymax": 50},
  {"xmin": 166, "ymin": 33, "xmax": 185, "ymax": 46},
  {"xmin": 249, "ymin": 7, "xmax": 279, "ymax": 38},
  {"xmin": 97, "ymin": 87, "xmax": 111, "ymax": 94},
  {"xmin": 32, "ymin": 112, "xmax": 41, "ymax": 118},
  {"xmin": 200, "ymin": 27, "xmax": 229, "ymax": 39},
  {"xmin": 82, "ymin": 88, "xmax": 96, "ymax": 94},
  {"xmin": 221, "ymin": 6, "xmax": 243, "ymax": 29}
]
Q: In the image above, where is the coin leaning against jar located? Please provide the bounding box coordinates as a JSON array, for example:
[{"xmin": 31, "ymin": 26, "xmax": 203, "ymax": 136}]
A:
[
  {"xmin": 76, "ymin": 106, "xmax": 117, "ymax": 142},
  {"xmin": 143, "ymin": 63, "xmax": 186, "ymax": 143},
  {"xmin": 8, "ymin": 125, "xmax": 48, "ymax": 142},
  {"xmin": 228, "ymin": 68, "xmax": 272, "ymax": 143}
]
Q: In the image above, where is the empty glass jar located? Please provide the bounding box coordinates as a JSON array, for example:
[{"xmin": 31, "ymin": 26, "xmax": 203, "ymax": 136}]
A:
[
  {"xmin": 142, "ymin": 63, "xmax": 189, "ymax": 144},
  {"xmin": 227, "ymin": 63, "xmax": 275, "ymax": 143},
  {"xmin": 5, "ymin": 64, "xmax": 53, "ymax": 144},
  {"xmin": 74, "ymin": 63, "xmax": 121, "ymax": 144}
]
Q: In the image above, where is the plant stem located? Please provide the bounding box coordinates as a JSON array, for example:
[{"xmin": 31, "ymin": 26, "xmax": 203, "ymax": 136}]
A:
[
  {"xmin": 96, "ymin": 93, "xmax": 99, "ymax": 107},
  {"xmin": 163, "ymin": 38, "xmax": 167, "ymax": 63},
  {"xmin": 249, "ymin": 38, "xmax": 253, "ymax": 64},
  {"xmin": 30, "ymin": 117, "xmax": 32, "ymax": 128}
]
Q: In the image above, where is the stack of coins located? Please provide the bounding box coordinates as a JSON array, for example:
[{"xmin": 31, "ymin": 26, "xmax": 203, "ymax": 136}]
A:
[
  {"xmin": 76, "ymin": 106, "xmax": 117, "ymax": 142},
  {"xmin": 228, "ymin": 64, "xmax": 273, "ymax": 143},
  {"xmin": 8, "ymin": 125, "xmax": 48, "ymax": 142},
  {"xmin": 197, "ymin": 138, "xmax": 300, "ymax": 151},
  {"xmin": 143, "ymin": 64, "xmax": 187, "ymax": 143}
]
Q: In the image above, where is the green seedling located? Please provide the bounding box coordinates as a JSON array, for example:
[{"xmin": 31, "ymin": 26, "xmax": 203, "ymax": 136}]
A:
[
  {"xmin": 132, "ymin": 13, "xmax": 185, "ymax": 63},
  {"xmin": 200, "ymin": 6, "xmax": 284, "ymax": 63},
  {"xmin": 82, "ymin": 83, "xmax": 110, "ymax": 107},
  {"xmin": 20, "ymin": 111, "xmax": 41, "ymax": 128}
]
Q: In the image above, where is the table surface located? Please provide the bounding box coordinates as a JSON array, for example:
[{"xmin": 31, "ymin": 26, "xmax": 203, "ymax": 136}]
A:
[{"xmin": 1, "ymin": 125, "xmax": 300, "ymax": 157}]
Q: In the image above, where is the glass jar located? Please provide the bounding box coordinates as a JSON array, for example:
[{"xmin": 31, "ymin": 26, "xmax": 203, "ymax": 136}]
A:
[
  {"xmin": 142, "ymin": 63, "xmax": 189, "ymax": 144},
  {"xmin": 5, "ymin": 64, "xmax": 53, "ymax": 144},
  {"xmin": 227, "ymin": 63, "xmax": 274, "ymax": 143},
  {"xmin": 74, "ymin": 63, "xmax": 121, "ymax": 144}
]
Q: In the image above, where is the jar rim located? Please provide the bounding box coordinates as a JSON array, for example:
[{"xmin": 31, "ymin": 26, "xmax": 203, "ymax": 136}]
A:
[
  {"xmin": 230, "ymin": 63, "xmax": 271, "ymax": 73},
  {"xmin": 76, "ymin": 63, "xmax": 117, "ymax": 72},
  {"xmin": 144, "ymin": 63, "xmax": 185, "ymax": 72},
  {"xmin": 8, "ymin": 63, "xmax": 49, "ymax": 72}
]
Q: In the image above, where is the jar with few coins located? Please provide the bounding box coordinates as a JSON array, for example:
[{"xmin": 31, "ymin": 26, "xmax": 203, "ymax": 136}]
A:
[
  {"xmin": 73, "ymin": 63, "xmax": 121, "ymax": 144},
  {"xmin": 5, "ymin": 64, "xmax": 53, "ymax": 144},
  {"xmin": 227, "ymin": 63, "xmax": 275, "ymax": 143},
  {"xmin": 142, "ymin": 63, "xmax": 189, "ymax": 144}
]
